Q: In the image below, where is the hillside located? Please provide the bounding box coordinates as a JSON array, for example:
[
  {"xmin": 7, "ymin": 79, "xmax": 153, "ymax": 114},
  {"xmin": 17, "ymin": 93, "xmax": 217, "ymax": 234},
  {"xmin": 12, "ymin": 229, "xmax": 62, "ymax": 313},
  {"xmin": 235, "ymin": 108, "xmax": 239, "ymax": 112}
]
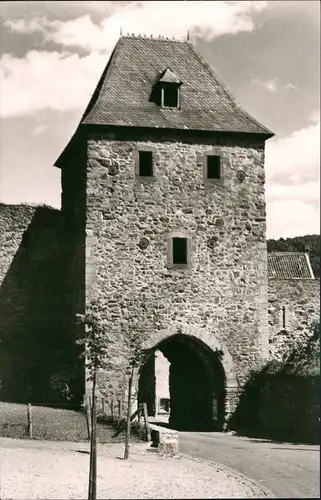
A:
[{"xmin": 267, "ymin": 235, "xmax": 320, "ymax": 278}]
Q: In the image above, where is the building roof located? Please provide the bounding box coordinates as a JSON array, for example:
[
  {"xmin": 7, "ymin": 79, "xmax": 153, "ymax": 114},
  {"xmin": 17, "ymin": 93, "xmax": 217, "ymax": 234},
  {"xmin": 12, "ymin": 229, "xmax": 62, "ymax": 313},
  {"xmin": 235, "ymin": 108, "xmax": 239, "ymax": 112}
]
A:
[
  {"xmin": 55, "ymin": 35, "xmax": 274, "ymax": 168},
  {"xmin": 81, "ymin": 35, "xmax": 274, "ymax": 135},
  {"xmin": 268, "ymin": 252, "xmax": 315, "ymax": 279}
]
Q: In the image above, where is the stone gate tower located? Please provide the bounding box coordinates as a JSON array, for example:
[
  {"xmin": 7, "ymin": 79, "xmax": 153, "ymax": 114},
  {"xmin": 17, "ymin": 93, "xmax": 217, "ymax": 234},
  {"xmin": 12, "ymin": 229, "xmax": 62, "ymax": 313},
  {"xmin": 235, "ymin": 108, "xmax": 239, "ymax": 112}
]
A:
[{"xmin": 55, "ymin": 35, "xmax": 274, "ymax": 430}]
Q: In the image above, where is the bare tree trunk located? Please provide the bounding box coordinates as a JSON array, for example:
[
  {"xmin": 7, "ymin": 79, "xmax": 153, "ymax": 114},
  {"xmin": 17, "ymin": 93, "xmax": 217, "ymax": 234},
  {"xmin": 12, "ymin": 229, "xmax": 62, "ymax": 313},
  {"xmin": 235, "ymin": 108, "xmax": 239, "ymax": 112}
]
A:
[
  {"xmin": 86, "ymin": 398, "xmax": 92, "ymax": 441},
  {"xmin": 91, "ymin": 395, "xmax": 97, "ymax": 500},
  {"xmin": 124, "ymin": 365, "xmax": 134, "ymax": 460},
  {"xmin": 88, "ymin": 361, "xmax": 97, "ymax": 500}
]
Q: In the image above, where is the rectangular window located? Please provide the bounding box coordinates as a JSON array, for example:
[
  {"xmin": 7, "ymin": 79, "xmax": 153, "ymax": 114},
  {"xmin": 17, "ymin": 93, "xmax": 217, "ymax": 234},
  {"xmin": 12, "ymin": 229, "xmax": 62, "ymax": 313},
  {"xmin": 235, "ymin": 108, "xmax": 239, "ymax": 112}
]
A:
[
  {"xmin": 172, "ymin": 237, "xmax": 187, "ymax": 265},
  {"xmin": 207, "ymin": 155, "xmax": 221, "ymax": 179},
  {"xmin": 162, "ymin": 84, "xmax": 179, "ymax": 108},
  {"xmin": 139, "ymin": 151, "xmax": 153, "ymax": 177}
]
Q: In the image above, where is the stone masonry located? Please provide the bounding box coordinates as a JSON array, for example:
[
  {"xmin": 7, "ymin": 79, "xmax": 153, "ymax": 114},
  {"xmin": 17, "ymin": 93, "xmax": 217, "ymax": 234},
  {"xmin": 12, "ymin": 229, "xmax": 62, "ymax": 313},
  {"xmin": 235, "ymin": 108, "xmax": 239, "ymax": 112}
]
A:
[
  {"xmin": 0, "ymin": 204, "xmax": 84, "ymax": 404},
  {"xmin": 85, "ymin": 130, "xmax": 269, "ymax": 413},
  {"xmin": 268, "ymin": 278, "xmax": 320, "ymax": 360}
]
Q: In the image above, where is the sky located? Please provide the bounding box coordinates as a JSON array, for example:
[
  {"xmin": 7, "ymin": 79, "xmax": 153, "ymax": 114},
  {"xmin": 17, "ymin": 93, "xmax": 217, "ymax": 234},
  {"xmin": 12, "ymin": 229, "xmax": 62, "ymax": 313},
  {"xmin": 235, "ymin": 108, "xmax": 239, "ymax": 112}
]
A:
[{"xmin": 0, "ymin": 0, "xmax": 319, "ymax": 239}]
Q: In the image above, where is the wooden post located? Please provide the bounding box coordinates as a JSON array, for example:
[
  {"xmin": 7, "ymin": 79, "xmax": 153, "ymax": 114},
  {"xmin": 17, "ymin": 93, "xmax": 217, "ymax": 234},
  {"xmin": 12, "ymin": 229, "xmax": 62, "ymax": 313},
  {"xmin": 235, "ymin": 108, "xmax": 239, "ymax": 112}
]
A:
[
  {"xmin": 118, "ymin": 399, "xmax": 122, "ymax": 418},
  {"xmin": 86, "ymin": 397, "xmax": 92, "ymax": 441},
  {"xmin": 138, "ymin": 403, "xmax": 141, "ymax": 425},
  {"xmin": 111, "ymin": 398, "xmax": 114, "ymax": 419},
  {"xmin": 124, "ymin": 366, "xmax": 134, "ymax": 459},
  {"xmin": 142, "ymin": 402, "xmax": 151, "ymax": 442},
  {"xmin": 130, "ymin": 408, "xmax": 139, "ymax": 422},
  {"xmin": 27, "ymin": 403, "xmax": 33, "ymax": 438}
]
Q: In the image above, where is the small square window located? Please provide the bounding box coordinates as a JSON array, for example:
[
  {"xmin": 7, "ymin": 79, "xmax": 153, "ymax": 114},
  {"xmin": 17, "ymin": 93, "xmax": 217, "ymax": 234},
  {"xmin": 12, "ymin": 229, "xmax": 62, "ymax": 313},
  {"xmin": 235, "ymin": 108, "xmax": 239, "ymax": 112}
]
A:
[
  {"xmin": 173, "ymin": 237, "xmax": 187, "ymax": 265},
  {"xmin": 207, "ymin": 155, "xmax": 221, "ymax": 179},
  {"xmin": 162, "ymin": 84, "xmax": 179, "ymax": 108},
  {"xmin": 139, "ymin": 151, "xmax": 153, "ymax": 177}
]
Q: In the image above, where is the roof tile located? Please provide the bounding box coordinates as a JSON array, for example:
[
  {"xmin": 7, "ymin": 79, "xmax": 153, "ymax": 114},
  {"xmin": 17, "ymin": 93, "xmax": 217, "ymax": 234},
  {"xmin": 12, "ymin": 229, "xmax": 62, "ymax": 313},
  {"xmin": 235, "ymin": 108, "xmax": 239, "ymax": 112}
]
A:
[
  {"xmin": 81, "ymin": 36, "xmax": 274, "ymax": 136},
  {"xmin": 268, "ymin": 252, "xmax": 314, "ymax": 279}
]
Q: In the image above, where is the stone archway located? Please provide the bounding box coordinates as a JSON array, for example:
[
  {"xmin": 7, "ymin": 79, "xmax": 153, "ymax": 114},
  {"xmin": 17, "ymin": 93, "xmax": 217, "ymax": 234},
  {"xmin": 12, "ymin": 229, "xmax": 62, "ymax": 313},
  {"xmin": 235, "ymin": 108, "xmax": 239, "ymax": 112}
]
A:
[{"xmin": 135, "ymin": 323, "xmax": 238, "ymax": 430}]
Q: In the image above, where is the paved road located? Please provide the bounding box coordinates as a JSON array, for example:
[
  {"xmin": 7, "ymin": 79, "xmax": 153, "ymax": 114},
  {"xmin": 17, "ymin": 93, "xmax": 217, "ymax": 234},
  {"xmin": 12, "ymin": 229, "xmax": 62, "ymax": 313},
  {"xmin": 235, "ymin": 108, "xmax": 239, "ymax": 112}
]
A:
[{"xmin": 179, "ymin": 432, "xmax": 320, "ymax": 498}]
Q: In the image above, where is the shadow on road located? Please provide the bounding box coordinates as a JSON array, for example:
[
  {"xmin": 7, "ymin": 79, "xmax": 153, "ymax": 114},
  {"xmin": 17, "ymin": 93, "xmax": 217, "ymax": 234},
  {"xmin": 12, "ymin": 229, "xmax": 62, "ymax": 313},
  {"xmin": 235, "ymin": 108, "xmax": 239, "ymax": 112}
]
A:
[{"xmin": 233, "ymin": 427, "xmax": 319, "ymax": 446}]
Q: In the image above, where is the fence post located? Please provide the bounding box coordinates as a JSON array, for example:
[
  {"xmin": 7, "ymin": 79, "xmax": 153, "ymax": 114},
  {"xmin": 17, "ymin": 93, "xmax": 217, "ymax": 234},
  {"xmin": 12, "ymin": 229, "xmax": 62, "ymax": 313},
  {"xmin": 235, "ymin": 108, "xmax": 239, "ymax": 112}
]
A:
[
  {"xmin": 142, "ymin": 402, "xmax": 151, "ymax": 442},
  {"xmin": 111, "ymin": 398, "xmax": 114, "ymax": 419},
  {"xmin": 27, "ymin": 403, "xmax": 33, "ymax": 438}
]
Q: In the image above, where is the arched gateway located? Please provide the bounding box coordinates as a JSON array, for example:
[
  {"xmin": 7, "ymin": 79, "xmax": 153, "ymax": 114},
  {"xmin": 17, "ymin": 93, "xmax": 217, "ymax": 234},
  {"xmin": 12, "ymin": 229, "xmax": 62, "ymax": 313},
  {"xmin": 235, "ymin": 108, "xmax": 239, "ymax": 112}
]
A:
[{"xmin": 134, "ymin": 324, "xmax": 238, "ymax": 431}]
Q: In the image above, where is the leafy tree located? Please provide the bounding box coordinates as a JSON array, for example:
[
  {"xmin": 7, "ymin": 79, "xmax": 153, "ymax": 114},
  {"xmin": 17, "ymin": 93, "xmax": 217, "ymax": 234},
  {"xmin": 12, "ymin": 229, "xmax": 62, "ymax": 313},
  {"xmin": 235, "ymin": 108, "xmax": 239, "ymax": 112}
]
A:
[
  {"xmin": 122, "ymin": 315, "xmax": 150, "ymax": 460},
  {"xmin": 77, "ymin": 299, "xmax": 158, "ymax": 465},
  {"xmin": 76, "ymin": 298, "xmax": 112, "ymax": 500}
]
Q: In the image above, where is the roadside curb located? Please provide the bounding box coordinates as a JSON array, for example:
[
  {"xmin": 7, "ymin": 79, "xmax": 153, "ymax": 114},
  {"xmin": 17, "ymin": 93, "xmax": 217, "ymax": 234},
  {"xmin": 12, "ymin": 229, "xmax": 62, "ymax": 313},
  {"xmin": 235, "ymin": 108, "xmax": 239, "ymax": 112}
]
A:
[{"xmin": 178, "ymin": 452, "xmax": 277, "ymax": 498}]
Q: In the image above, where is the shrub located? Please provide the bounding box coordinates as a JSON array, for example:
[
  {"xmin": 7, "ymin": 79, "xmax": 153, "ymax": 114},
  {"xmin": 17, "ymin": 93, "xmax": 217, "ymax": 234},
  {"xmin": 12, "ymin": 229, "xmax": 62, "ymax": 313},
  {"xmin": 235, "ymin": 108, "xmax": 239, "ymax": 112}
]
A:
[
  {"xmin": 282, "ymin": 321, "xmax": 320, "ymax": 376},
  {"xmin": 229, "ymin": 321, "xmax": 320, "ymax": 442}
]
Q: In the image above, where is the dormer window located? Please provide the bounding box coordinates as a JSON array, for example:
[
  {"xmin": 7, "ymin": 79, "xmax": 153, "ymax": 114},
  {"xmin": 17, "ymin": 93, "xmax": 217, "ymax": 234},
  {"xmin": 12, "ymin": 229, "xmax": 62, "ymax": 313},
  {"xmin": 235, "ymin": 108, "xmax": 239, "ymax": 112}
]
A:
[
  {"xmin": 162, "ymin": 83, "xmax": 179, "ymax": 108},
  {"xmin": 150, "ymin": 67, "xmax": 182, "ymax": 109}
]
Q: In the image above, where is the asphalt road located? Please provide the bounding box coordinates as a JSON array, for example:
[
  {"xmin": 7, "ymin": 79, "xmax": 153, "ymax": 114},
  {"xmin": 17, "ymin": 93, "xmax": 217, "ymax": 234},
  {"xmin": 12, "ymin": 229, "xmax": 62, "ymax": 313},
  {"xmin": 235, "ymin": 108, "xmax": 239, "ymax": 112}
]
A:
[{"xmin": 179, "ymin": 432, "xmax": 320, "ymax": 498}]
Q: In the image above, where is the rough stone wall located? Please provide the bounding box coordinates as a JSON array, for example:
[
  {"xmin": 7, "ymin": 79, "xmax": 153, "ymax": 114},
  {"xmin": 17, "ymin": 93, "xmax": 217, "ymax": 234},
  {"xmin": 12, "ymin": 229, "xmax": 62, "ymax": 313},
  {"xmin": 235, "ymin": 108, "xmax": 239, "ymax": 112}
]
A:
[
  {"xmin": 85, "ymin": 131, "xmax": 269, "ymax": 400},
  {"xmin": 0, "ymin": 203, "xmax": 84, "ymax": 404},
  {"xmin": 268, "ymin": 279, "xmax": 320, "ymax": 360},
  {"xmin": 0, "ymin": 204, "xmax": 37, "ymax": 284}
]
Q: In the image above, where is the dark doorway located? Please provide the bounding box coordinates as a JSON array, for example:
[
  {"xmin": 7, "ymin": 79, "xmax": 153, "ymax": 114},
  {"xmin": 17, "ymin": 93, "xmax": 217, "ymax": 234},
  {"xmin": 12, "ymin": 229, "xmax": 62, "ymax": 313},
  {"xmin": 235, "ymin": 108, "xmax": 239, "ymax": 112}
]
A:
[{"xmin": 138, "ymin": 334, "xmax": 226, "ymax": 431}]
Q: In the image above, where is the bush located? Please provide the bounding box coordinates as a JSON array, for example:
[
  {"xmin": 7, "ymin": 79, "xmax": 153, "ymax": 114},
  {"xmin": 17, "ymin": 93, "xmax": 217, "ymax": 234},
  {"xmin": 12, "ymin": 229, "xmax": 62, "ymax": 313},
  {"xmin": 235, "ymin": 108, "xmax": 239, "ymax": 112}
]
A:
[
  {"xmin": 97, "ymin": 413, "xmax": 146, "ymax": 441},
  {"xmin": 229, "ymin": 322, "xmax": 320, "ymax": 443},
  {"xmin": 282, "ymin": 321, "xmax": 320, "ymax": 376}
]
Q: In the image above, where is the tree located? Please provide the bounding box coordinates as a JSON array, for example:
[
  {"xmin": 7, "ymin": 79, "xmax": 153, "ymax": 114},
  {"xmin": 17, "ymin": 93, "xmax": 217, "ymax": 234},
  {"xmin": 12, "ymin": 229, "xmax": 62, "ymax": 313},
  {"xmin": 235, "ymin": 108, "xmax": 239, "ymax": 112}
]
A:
[
  {"xmin": 122, "ymin": 313, "xmax": 151, "ymax": 460},
  {"xmin": 76, "ymin": 298, "xmax": 111, "ymax": 500}
]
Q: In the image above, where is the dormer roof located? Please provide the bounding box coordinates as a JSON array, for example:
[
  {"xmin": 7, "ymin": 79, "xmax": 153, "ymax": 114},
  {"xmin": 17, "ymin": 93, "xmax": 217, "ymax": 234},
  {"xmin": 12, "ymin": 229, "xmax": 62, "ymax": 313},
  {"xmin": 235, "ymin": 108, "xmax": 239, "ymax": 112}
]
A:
[{"xmin": 157, "ymin": 68, "xmax": 182, "ymax": 84}]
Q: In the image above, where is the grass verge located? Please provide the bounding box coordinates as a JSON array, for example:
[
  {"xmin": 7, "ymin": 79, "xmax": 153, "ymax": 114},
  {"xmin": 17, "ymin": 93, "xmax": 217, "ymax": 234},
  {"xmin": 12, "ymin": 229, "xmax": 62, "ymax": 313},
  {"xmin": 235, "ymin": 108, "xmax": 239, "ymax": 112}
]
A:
[{"xmin": 0, "ymin": 402, "xmax": 143, "ymax": 443}]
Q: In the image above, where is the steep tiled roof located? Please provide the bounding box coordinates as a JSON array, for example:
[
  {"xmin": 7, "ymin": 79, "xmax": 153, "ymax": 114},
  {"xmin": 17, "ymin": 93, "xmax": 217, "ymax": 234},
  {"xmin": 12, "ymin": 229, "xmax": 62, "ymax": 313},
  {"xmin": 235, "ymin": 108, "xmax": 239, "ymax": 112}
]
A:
[
  {"xmin": 81, "ymin": 35, "xmax": 274, "ymax": 136},
  {"xmin": 268, "ymin": 252, "xmax": 315, "ymax": 279}
]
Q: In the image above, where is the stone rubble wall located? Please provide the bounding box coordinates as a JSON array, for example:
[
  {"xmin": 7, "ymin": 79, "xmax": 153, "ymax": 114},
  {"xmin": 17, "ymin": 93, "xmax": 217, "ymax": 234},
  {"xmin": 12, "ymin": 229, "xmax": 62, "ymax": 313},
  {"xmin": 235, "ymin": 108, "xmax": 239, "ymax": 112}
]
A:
[
  {"xmin": 0, "ymin": 204, "xmax": 37, "ymax": 285},
  {"xmin": 0, "ymin": 203, "xmax": 84, "ymax": 404},
  {"xmin": 268, "ymin": 279, "xmax": 320, "ymax": 361},
  {"xmin": 85, "ymin": 132, "xmax": 269, "ymax": 399},
  {"xmin": 1, "ymin": 134, "xmax": 319, "ymax": 416}
]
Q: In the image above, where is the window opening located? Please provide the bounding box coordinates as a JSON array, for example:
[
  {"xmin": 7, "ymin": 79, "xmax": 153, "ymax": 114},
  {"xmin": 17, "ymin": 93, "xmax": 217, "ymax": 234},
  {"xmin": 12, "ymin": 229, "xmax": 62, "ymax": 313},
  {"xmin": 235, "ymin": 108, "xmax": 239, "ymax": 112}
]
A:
[
  {"xmin": 173, "ymin": 237, "xmax": 187, "ymax": 265},
  {"xmin": 139, "ymin": 151, "xmax": 153, "ymax": 177},
  {"xmin": 162, "ymin": 84, "xmax": 179, "ymax": 108},
  {"xmin": 207, "ymin": 155, "xmax": 221, "ymax": 179}
]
